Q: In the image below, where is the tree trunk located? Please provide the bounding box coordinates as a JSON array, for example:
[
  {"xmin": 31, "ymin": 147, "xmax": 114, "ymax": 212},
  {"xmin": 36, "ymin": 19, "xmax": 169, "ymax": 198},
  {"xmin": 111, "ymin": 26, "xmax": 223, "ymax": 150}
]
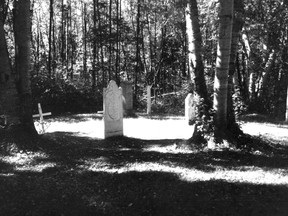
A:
[
  {"xmin": 185, "ymin": 0, "xmax": 209, "ymax": 103},
  {"xmin": 61, "ymin": 0, "xmax": 67, "ymax": 77},
  {"xmin": 14, "ymin": 0, "xmax": 37, "ymax": 135},
  {"xmin": 92, "ymin": 0, "xmax": 97, "ymax": 90},
  {"xmin": 227, "ymin": 0, "xmax": 244, "ymax": 130},
  {"xmin": 97, "ymin": 0, "xmax": 105, "ymax": 89},
  {"xmin": 0, "ymin": 2, "xmax": 20, "ymax": 125},
  {"xmin": 134, "ymin": 0, "xmax": 141, "ymax": 103},
  {"xmin": 258, "ymin": 49, "xmax": 276, "ymax": 99},
  {"xmin": 286, "ymin": 85, "xmax": 288, "ymax": 122},
  {"xmin": 83, "ymin": 1, "xmax": 87, "ymax": 81},
  {"xmin": 213, "ymin": 0, "xmax": 234, "ymax": 137},
  {"xmin": 109, "ymin": 0, "xmax": 112, "ymax": 80},
  {"xmin": 68, "ymin": 0, "xmax": 73, "ymax": 80},
  {"xmin": 115, "ymin": 0, "xmax": 120, "ymax": 85},
  {"xmin": 48, "ymin": 0, "xmax": 54, "ymax": 78},
  {"xmin": 185, "ymin": 0, "xmax": 211, "ymax": 142}
]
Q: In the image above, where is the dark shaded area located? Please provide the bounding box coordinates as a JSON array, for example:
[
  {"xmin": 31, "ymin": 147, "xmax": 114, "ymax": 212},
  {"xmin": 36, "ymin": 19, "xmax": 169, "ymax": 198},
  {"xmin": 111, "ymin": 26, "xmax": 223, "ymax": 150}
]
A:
[
  {"xmin": 1, "ymin": 130, "xmax": 288, "ymax": 216},
  {"xmin": 1, "ymin": 170, "xmax": 288, "ymax": 216},
  {"xmin": 50, "ymin": 113, "xmax": 103, "ymax": 123},
  {"xmin": 239, "ymin": 113, "xmax": 288, "ymax": 125},
  {"xmin": 31, "ymin": 76, "xmax": 103, "ymax": 115}
]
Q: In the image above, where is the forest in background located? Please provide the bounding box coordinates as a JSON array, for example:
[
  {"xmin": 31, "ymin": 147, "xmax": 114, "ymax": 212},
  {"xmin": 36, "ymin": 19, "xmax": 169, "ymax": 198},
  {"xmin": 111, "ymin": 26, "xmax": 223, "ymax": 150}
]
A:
[{"xmin": 1, "ymin": 0, "xmax": 288, "ymax": 130}]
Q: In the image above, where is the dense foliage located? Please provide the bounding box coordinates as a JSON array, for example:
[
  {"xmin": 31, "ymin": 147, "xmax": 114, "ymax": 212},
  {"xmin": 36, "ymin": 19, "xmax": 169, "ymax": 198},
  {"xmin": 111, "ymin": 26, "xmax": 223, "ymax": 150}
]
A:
[{"xmin": 31, "ymin": 76, "xmax": 102, "ymax": 115}]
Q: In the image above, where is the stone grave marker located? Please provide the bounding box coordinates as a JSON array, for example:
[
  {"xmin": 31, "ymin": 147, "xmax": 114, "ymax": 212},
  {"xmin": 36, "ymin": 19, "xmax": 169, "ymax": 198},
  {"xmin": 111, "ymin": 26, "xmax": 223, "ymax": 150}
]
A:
[
  {"xmin": 185, "ymin": 93, "xmax": 196, "ymax": 125},
  {"xmin": 147, "ymin": 85, "xmax": 152, "ymax": 115},
  {"xmin": 120, "ymin": 81, "xmax": 133, "ymax": 115},
  {"xmin": 103, "ymin": 80, "xmax": 123, "ymax": 138}
]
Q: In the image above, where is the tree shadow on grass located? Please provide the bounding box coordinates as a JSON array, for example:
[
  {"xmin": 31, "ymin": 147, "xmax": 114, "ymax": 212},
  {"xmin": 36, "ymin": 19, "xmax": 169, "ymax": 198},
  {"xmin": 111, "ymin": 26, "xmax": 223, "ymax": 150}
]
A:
[
  {"xmin": 1, "ymin": 131, "xmax": 288, "ymax": 215},
  {"xmin": 2, "ymin": 131, "xmax": 288, "ymax": 173},
  {"xmin": 2, "ymin": 132, "xmax": 288, "ymax": 179},
  {"xmin": 38, "ymin": 132, "xmax": 288, "ymax": 170},
  {"xmin": 0, "ymin": 170, "xmax": 288, "ymax": 216}
]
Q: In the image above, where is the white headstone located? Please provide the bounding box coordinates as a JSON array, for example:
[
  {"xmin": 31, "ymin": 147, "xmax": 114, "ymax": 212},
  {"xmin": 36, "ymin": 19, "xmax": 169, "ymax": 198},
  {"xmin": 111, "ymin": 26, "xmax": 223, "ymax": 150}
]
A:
[
  {"xmin": 185, "ymin": 93, "xmax": 196, "ymax": 125},
  {"xmin": 147, "ymin": 85, "xmax": 152, "ymax": 115},
  {"xmin": 104, "ymin": 80, "xmax": 123, "ymax": 138}
]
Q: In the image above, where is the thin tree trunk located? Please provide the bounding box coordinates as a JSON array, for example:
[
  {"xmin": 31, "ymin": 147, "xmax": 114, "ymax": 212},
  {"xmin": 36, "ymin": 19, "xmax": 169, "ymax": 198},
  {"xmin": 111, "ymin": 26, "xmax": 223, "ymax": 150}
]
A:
[
  {"xmin": 258, "ymin": 49, "xmax": 276, "ymax": 99},
  {"xmin": 68, "ymin": 0, "xmax": 73, "ymax": 79},
  {"xmin": 134, "ymin": 0, "xmax": 141, "ymax": 102},
  {"xmin": 146, "ymin": 12, "xmax": 153, "ymax": 83},
  {"xmin": 227, "ymin": 0, "xmax": 244, "ymax": 129},
  {"xmin": 61, "ymin": 0, "xmax": 67, "ymax": 76},
  {"xmin": 98, "ymin": 0, "xmax": 105, "ymax": 88},
  {"xmin": 286, "ymin": 85, "xmax": 288, "ymax": 122},
  {"xmin": 92, "ymin": 0, "xmax": 97, "ymax": 90},
  {"xmin": 109, "ymin": 0, "xmax": 112, "ymax": 80},
  {"xmin": 48, "ymin": 0, "xmax": 54, "ymax": 78},
  {"xmin": 115, "ymin": 0, "xmax": 120, "ymax": 84},
  {"xmin": 213, "ymin": 0, "xmax": 234, "ymax": 137},
  {"xmin": 83, "ymin": 1, "xmax": 87, "ymax": 81}
]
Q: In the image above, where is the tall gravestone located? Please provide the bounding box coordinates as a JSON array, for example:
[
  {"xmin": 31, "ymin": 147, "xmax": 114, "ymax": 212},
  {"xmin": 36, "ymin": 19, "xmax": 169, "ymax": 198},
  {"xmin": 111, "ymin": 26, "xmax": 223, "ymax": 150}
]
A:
[
  {"xmin": 120, "ymin": 81, "xmax": 133, "ymax": 116},
  {"xmin": 185, "ymin": 93, "xmax": 196, "ymax": 125},
  {"xmin": 104, "ymin": 80, "xmax": 123, "ymax": 138}
]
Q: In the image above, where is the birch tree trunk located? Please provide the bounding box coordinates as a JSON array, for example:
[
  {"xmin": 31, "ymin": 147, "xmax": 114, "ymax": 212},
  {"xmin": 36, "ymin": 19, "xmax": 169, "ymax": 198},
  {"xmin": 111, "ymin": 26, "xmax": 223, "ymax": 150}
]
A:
[
  {"xmin": 185, "ymin": 0, "xmax": 211, "ymax": 141},
  {"xmin": 213, "ymin": 0, "xmax": 234, "ymax": 137},
  {"xmin": 185, "ymin": 0, "xmax": 209, "ymax": 103}
]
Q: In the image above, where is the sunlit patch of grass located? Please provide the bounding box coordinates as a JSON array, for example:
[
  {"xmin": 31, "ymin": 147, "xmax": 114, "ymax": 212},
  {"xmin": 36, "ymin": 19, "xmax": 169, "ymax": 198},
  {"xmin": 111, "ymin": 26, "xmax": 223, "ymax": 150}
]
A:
[
  {"xmin": 79, "ymin": 159, "xmax": 288, "ymax": 186},
  {"xmin": 42, "ymin": 115, "xmax": 193, "ymax": 140},
  {"xmin": 241, "ymin": 122, "xmax": 288, "ymax": 146},
  {"xmin": 0, "ymin": 173, "xmax": 15, "ymax": 177},
  {"xmin": 143, "ymin": 143, "xmax": 193, "ymax": 154},
  {"xmin": 0, "ymin": 151, "xmax": 57, "ymax": 172}
]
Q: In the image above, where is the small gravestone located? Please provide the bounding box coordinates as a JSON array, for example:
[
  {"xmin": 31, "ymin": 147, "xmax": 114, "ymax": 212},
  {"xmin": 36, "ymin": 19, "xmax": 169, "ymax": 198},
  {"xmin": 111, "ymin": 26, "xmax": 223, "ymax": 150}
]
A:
[
  {"xmin": 120, "ymin": 81, "xmax": 133, "ymax": 116},
  {"xmin": 185, "ymin": 93, "xmax": 196, "ymax": 125},
  {"xmin": 147, "ymin": 85, "xmax": 152, "ymax": 115},
  {"xmin": 103, "ymin": 80, "xmax": 123, "ymax": 138}
]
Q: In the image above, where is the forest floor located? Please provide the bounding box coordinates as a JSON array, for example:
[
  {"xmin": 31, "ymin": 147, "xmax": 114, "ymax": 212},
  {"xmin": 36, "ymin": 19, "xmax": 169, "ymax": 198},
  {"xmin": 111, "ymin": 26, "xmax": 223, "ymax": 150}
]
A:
[{"xmin": 1, "ymin": 113, "xmax": 288, "ymax": 216}]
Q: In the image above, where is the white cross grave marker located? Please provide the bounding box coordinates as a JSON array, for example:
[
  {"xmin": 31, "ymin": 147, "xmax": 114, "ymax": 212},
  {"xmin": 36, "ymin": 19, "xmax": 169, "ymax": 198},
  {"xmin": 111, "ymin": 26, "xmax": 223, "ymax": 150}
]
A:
[{"xmin": 32, "ymin": 103, "xmax": 51, "ymax": 133}]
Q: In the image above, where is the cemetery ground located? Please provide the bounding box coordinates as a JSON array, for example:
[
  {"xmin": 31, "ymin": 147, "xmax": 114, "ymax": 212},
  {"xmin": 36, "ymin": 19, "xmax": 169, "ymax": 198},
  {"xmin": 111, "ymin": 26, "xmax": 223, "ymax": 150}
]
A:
[{"xmin": 1, "ymin": 114, "xmax": 288, "ymax": 215}]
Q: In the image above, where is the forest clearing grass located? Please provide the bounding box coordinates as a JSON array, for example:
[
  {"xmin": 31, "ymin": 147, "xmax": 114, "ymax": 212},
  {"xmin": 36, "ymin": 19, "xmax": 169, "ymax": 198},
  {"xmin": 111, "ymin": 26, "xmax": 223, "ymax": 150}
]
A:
[{"xmin": 1, "ymin": 113, "xmax": 288, "ymax": 215}]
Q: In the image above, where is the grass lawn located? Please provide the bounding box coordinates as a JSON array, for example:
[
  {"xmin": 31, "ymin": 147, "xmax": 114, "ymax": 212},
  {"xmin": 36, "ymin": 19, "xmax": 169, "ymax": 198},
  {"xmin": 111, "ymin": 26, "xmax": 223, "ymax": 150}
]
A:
[{"xmin": 1, "ymin": 113, "xmax": 288, "ymax": 216}]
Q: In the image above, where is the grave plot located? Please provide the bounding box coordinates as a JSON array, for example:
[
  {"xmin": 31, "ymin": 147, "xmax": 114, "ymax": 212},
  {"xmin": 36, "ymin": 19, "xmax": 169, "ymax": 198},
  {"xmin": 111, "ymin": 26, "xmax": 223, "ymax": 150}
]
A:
[{"xmin": 38, "ymin": 82, "xmax": 195, "ymax": 139}]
